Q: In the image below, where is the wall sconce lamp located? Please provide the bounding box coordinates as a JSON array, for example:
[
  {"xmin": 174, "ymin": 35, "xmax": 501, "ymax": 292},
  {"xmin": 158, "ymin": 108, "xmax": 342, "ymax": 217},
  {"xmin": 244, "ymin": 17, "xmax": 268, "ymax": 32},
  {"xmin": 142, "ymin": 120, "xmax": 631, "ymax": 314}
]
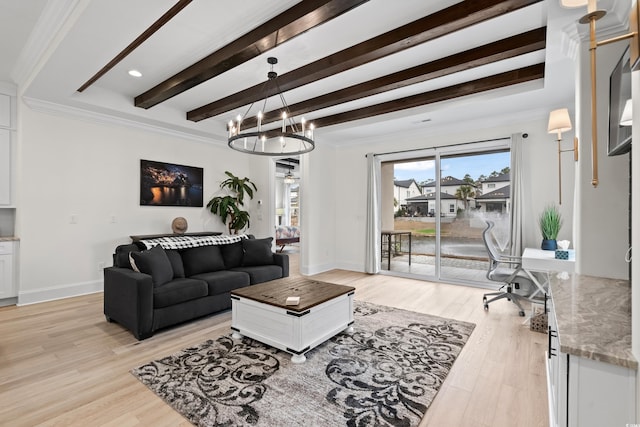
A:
[
  {"xmin": 548, "ymin": 108, "xmax": 578, "ymax": 205},
  {"xmin": 560, "ymin": 0, "xmax": 639, "ymax": 188}
]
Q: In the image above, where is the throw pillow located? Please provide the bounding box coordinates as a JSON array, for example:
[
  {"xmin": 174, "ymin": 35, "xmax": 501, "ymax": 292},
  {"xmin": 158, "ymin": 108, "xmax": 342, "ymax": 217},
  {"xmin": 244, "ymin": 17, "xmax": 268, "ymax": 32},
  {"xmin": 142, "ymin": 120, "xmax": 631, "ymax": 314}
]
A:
[
  {"xmin": 181, "ymin": 245, "xmax": 226, "ymax": 276},
  {"xmin": 165, "ymin": 249, "xmax": 185, "ymax": 278},
  {"xmin": 130, "ymin": 245, "xmax": 174, "ymax": 287},
  {"xmin": 242, "ymin": 237, "xmax": 274, "ymax": 266},
  {"xmin": 221, "ymin": 241, "xmax": 244, "ymax": 269}
]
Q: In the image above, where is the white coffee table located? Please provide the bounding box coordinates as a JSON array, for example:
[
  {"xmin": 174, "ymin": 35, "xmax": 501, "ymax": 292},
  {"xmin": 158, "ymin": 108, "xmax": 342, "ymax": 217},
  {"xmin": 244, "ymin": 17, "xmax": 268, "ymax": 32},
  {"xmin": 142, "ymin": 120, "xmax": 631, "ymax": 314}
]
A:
[{"xmin": 230, "ymin": 278, "xmax": 355, "ymax": 363}]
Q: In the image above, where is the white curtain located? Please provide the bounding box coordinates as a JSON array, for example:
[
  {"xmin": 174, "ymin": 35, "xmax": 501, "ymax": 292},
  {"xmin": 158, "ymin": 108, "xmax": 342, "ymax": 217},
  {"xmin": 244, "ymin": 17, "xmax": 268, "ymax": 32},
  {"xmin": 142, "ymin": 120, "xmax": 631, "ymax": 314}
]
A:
[
  {"xmin": 365, "ymin": 153, "xmax": 381, "ymax": 274},
  {"xmin": 509, "ymin": 133, "xmax": 524, "ymax": 257}
]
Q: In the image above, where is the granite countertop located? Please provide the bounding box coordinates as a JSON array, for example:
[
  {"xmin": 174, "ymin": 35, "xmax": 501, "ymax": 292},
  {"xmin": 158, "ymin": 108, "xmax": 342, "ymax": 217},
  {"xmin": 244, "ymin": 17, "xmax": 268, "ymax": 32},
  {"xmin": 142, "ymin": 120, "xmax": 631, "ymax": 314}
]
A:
[
  {"xmin": 0, "ymin": 236, "xmax": 19, "ymax": 241},
  {"xmin": 550, "ymin": 273, "xmax": 637, "ymax": 370}
]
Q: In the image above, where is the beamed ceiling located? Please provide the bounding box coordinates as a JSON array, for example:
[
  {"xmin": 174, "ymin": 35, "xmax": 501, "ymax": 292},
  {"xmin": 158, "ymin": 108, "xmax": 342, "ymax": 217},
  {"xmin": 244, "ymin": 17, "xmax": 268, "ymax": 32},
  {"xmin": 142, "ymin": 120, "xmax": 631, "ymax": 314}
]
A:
[{"xmin": 10, "ymin": 0, "xmax": 616, "ymax": 146}]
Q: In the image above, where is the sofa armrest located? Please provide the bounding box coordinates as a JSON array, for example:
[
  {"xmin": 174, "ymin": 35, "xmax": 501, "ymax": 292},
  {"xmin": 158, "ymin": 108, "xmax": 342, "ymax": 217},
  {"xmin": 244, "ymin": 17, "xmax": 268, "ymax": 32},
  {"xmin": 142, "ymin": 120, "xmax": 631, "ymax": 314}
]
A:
[
  {"xmin": 103, "ymin": 267, "xmax": 154, "ymax": 340},
  {"xmin": 273, "ymin": 253, "xmax": 289, "ymax": 277}
]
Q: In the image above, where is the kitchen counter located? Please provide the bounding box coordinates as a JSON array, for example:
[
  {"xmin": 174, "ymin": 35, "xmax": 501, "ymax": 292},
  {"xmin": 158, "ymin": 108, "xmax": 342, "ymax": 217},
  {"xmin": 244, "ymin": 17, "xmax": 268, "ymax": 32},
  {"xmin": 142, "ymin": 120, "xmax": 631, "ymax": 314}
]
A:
[{"xmin": 550, "ymin": 273, "xmax": 636, "ymax": 370}]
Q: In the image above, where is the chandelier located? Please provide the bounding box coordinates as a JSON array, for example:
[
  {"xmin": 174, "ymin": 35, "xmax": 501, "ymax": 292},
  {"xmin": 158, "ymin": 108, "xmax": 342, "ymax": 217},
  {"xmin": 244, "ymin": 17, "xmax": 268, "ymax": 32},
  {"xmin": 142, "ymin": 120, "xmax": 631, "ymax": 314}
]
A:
[{"xmin": 227, "ymin": 57, "xmax": 315, "ymax": 156}]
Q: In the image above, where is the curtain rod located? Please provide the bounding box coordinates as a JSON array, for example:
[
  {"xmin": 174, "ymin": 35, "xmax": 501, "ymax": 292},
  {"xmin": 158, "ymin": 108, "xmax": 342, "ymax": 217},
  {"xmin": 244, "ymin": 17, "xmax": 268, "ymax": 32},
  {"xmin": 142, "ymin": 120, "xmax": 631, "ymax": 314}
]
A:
[{"xmin": 366, "ymin": 136, "xmax": 512, "ymax": 158}]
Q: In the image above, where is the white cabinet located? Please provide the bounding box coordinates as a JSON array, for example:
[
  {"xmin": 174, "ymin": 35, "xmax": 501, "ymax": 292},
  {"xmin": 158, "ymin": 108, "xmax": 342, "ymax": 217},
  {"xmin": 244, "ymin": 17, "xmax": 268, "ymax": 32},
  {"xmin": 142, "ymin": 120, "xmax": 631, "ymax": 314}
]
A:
[
  {"xmin": 0, "ymin": 128, "xmax": 10, "ymax": 205},
  {"xmin": 0, "ymin": 241, "xmax": 15, "ymax": 299},
  {"xmin": 546, "ymin": 298, "xmax": 636, "ymax": 427}
]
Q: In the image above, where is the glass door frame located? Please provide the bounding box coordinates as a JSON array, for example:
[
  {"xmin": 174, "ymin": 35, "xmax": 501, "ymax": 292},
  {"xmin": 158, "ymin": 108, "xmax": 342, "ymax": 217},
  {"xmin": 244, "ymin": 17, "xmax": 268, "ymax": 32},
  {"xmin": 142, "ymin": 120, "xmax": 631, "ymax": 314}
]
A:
[{"xmin": 378, "ymin": 138, "xmax": 511, "ymax": 285}]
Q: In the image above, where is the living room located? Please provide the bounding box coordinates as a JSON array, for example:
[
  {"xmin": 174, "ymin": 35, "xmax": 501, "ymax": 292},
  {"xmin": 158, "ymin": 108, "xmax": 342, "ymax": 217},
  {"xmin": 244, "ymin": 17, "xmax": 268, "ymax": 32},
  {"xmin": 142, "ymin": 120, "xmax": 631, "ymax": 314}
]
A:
[{"xmin": 0, "ymin": 0, "xmax": 638, "ymax": 426}]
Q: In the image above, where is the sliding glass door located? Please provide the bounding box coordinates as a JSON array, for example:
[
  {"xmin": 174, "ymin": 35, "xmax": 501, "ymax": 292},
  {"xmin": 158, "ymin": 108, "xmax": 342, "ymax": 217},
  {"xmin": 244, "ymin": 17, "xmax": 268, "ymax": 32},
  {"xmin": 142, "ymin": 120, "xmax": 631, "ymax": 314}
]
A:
[{"xmin": 380, "ymin": 140, "xmax": 511, "ymax": 287}]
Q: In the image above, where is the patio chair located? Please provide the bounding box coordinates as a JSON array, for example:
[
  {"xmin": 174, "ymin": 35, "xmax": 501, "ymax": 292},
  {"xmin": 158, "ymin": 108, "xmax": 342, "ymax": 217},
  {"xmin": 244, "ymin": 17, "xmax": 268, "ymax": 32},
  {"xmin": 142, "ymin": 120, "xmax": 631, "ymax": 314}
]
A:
[{"xmin": 481, "ymin": 220, "xmax": 536, "ymax": 316}]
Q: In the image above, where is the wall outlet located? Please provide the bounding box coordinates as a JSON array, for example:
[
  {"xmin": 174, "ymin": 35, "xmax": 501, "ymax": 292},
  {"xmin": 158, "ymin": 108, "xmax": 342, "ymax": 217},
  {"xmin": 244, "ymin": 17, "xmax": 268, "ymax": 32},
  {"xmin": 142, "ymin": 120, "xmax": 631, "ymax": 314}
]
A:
[
  {"xmin": 98, "ymin": 261, "xmax": 105, "ymax": 271},
  {"xmin": 70, "ymin": 214, "xmax": 78, "ymax": 224}
]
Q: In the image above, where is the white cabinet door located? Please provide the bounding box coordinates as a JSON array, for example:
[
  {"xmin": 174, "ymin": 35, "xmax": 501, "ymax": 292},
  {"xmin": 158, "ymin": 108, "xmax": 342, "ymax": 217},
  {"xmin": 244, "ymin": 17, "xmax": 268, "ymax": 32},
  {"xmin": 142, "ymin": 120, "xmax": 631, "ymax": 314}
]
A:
[
  {"xmin": 0, "ymin": 128, "xmax": 10, "ymax": 205},
  {"xmin": 0, "ymin": 244, "xmax": 14, "ymax": 299}
]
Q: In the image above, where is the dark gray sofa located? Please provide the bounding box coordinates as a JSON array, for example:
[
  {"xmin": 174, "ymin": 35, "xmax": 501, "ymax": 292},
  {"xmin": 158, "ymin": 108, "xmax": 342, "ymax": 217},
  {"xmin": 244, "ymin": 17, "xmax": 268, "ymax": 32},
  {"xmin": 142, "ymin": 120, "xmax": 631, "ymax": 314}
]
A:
[{"xmin": 103, "ymin": 235, "xmax": 288, "ymax": 340}]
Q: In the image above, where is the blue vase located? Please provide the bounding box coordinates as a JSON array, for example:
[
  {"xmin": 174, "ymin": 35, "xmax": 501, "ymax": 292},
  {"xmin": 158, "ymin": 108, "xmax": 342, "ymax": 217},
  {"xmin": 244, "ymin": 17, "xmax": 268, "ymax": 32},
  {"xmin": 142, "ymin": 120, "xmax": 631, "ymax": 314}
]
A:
[{"xmin": 541, "ymin": 239, "xmax": 557, "ymax": 251}]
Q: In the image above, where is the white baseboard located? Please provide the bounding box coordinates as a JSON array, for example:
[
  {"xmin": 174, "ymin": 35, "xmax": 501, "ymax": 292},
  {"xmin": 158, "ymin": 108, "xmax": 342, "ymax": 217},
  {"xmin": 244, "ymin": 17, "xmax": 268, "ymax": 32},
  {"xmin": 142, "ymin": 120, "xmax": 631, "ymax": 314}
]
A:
[
  {"xmin": 299, "ymin": 262, "xmax": 335, "ymax": 276},
  {"xmin": 18, "ymin": 279, "xmax": 103, "ymax": 306},
  {"xmin": 333, "ymin": 261, "xmax": 364, "ymax": 273}
]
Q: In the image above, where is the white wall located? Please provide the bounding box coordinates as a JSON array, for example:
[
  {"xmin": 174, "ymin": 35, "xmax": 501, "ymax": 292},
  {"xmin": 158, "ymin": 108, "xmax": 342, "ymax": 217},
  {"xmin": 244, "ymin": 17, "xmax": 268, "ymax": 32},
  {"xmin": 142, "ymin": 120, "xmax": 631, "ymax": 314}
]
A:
[
  {"xmin": 574, "ymin": 41, "xmax": 630, "ymax": 279},
  {"xmin": 330, "ymin": 117, "xmax": 575, "ymax": 272},
  {"xmin": 15, "ymin": 101, "xmax": 275, "ymax": 304},
  {"xmin": 298, "ymin": 143, "xmax": 337, "ymax": 275}
]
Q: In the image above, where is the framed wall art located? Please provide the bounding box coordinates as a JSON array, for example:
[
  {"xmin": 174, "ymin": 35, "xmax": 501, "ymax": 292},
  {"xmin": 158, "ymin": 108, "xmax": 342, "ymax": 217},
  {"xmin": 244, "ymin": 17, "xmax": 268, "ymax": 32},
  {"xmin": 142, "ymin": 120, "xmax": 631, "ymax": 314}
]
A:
[{"xmin": 140, "ymin": 159, "xmax": 203, "ymax": 207}]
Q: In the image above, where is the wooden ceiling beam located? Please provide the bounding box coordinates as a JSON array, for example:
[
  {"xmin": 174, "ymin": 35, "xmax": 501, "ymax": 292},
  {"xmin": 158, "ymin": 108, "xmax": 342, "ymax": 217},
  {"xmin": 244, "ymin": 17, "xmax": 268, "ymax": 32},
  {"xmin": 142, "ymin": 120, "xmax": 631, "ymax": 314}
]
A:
[
  {"xmin": 77, "ymin": 0, "xmax": 193, "ymax": 93},
  {"xmin": 187, "ymin": 0, "xmax": 542, "ymax": 122},
  {"xmin": 308, "ymin": 63, "xmax": 545, "ymax": 129},
  {"xmin": 134, "ymin": 0, "xmax": 369, "ymax": 109},
  {"xmin": 241, "ymin": 27, "xmax": 546, "ymax": 129}
]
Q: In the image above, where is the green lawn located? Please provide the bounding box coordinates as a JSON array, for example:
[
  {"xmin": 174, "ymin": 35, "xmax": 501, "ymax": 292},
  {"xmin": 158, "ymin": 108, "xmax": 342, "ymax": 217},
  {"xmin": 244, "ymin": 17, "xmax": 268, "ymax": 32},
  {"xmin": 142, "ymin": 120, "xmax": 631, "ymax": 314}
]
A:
[{"xmin": 414, "ymin": 228, "xmax": 435, "ymax": 235}]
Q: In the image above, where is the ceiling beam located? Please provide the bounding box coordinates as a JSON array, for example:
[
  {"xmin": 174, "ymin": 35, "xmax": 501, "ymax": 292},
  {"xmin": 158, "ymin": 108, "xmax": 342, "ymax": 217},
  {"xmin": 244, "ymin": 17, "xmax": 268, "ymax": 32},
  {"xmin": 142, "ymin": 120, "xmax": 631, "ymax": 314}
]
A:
[
  {"xmin": 187, "ymin": 0, "xmax": 542, "ymax": 122},
  {"xmin": 77, "ymin": 0, "xmax": 193, "ymax": 92},
  {"xmin": 308, "ymin": 63, "xmax": 545, "ymax": 129},
  {"xmin": 134, "ymin": 0, "xmax": 370, "ymax": 109},
  {"xmin": 241, "ymin": 26, "xmax": 546, "ymax": 129}
]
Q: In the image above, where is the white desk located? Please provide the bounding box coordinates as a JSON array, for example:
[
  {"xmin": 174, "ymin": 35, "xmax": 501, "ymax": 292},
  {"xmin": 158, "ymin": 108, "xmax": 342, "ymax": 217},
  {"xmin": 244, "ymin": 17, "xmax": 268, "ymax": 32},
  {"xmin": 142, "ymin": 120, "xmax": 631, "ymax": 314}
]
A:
[{"xmin": 521, "ymin": 248, "xmax": 575, "ymax": 297}]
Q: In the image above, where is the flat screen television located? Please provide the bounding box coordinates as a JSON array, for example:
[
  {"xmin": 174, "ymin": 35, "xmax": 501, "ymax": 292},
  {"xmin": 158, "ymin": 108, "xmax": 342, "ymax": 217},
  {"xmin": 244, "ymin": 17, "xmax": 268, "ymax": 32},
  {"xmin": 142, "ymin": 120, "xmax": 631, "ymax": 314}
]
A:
[{"xmin": 608, "ymin": 46, "xmax": 632, "ymax": 156}]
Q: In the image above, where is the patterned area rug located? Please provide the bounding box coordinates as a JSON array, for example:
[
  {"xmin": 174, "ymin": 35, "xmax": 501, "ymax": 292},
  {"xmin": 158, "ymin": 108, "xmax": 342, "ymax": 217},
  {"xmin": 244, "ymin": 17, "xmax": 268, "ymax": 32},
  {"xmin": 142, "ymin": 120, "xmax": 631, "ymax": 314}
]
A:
[{"xmin": 131, "ymin": 301, "xmax": 475, "ymax": 426}]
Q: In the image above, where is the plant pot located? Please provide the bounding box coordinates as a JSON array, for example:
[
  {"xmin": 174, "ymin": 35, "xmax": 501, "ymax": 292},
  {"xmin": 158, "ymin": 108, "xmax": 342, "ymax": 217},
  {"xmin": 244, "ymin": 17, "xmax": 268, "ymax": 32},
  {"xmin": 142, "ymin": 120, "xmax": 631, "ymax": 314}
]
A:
[{"xmin": 541, "ymin": 239, "xmax": 557, "ymax": 251}]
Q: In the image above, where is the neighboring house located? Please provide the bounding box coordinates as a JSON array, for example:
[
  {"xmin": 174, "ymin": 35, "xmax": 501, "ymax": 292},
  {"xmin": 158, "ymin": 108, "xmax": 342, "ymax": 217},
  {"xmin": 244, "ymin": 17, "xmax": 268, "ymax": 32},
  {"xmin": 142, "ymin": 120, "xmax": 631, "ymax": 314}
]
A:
[
  {"xmin": 476, "ymin": 173, "xmax": 510, "ymax": 213},
  {"xmin": 405, "ymin": 192, "xmax": 465, "ymax": 217},
  {"xmin": 422, "ymin": 176, "xmax": 476, "ymax": 196},
  {"xmin": 480, "ymin": 173, "xmax": 510, "ymax": 194},
  {"xmin": 421, "ymin": 176, "xmax": 476, "ymax": 213},
  {"xmin": 475, "ymin": 184, "xmax": 511, "ymax": 214},
  {"xmin": 393, "ymin": 179, "xmax": 422, "ymax": 212}
]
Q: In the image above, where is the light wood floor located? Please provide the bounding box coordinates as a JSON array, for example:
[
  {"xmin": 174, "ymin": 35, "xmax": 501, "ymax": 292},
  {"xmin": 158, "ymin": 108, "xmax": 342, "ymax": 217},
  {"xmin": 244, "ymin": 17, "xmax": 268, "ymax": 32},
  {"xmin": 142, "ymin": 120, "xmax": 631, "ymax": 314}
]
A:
[{"xmin": 0, "ymin": 254, "xmax": 548, "ymax": 427}]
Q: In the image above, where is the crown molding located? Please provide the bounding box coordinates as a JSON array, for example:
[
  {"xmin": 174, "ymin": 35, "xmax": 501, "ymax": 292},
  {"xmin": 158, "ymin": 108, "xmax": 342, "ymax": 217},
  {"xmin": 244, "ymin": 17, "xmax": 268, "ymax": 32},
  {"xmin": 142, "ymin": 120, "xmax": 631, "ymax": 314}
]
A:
[
  {"xmin": 22, "ymin": 96, "xmax": 227, "ymax": 146},
  {"xmin": 11, "ymin": 0, "xmax": 87, "ymax": 89}
]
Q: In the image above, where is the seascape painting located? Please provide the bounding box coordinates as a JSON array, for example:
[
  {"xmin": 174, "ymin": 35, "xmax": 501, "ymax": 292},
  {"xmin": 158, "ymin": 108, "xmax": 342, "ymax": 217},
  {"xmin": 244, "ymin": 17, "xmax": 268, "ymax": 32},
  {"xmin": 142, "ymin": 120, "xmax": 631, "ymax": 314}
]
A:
[{"xmin": 140, "ymin": 160, "xmax": 203, "ymax": 207}]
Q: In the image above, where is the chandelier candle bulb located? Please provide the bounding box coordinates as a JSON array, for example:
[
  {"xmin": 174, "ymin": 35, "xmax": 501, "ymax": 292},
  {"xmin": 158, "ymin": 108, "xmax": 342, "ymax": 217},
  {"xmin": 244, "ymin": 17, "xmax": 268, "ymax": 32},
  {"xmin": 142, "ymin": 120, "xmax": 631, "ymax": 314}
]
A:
[
  {"xmin": 282, "ymin": 112, "xmax": 287, "ymax": 132},
  {"xmin": 236, "ymin": 115, "xmax": 242, "ymax": 133},
  {"xmin": 257, "ymin": 111, "xmax": 262, "ymax": 131},
  {"xmin": 301, "ymin": 117, "xmax": 306, "ymax": 134}
]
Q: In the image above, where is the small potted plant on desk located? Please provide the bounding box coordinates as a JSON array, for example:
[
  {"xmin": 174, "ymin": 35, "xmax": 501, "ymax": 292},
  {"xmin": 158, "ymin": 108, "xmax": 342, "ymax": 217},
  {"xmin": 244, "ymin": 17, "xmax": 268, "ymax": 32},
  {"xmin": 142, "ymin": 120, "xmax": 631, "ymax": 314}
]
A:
[{"xmin": 539, "ymin": 204, "xmax": 562, "ymax": 250}]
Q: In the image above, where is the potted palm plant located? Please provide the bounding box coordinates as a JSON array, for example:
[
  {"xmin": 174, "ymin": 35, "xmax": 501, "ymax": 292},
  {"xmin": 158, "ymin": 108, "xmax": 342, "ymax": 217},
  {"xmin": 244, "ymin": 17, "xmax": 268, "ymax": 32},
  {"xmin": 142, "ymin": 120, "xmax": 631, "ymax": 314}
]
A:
[
  {"xmin": 539, "ymin": 204, "xmax": 562, "ymax": 250},
  {"xmin": 207, "ymin": 171, "xmax": 257, "ymax": 234}
]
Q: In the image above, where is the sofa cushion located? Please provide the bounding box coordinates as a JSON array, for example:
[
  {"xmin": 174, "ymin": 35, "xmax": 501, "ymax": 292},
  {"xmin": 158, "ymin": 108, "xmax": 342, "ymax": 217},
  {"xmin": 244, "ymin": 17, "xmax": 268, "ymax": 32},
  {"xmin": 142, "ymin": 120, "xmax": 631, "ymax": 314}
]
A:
[
  {"xmin": 232, "ymin": 265, "xmax": 283, "ymax": 285},
  {"xmin": 191, "ymin": 270, "xmax": 251, "ymax": 295},
  {"xmin": 165, "ymin": 249, "xmax": 185, "ymax": 278},
  {"xmin": 242, "ymin": 237, "xmax": 274, "ymax": 266},
  {"xmin": 221, "ymin": 241, "xmax": 244, "ymax": 269},
  {"xmin": 153, "ymin": 278, "xmax": 208, "ymax": 308},
  {"xmin": 130, "ymin": 245, "xmax": 174, "ymax": 287},
  {"xmin": 181, "ymin": 245, "xmax": 226, "ymax": 276},
  {"xmin": 114, "ymin": 244, "xmax": 140, "ymax": 269}
]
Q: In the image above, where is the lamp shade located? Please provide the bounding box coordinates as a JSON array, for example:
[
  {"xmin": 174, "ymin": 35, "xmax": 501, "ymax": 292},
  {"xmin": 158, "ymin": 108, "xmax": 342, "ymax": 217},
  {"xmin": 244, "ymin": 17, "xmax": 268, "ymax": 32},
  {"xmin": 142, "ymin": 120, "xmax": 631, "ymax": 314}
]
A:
[
  {"xmin": 548, "ymin": 108, "xmax": 573, "ymax": 136},
  {"xmin": 620, "ymin": 99, "xmax": 633, "ymax": 126}
]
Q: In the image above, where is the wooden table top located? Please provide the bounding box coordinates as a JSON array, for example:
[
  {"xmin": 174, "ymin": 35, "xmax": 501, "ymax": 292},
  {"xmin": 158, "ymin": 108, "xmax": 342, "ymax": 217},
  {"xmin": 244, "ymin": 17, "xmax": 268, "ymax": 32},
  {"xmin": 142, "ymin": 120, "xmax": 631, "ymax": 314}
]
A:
[{"xmin": 231, "ymin": 277, "xmax": 355, "ymax": 312}]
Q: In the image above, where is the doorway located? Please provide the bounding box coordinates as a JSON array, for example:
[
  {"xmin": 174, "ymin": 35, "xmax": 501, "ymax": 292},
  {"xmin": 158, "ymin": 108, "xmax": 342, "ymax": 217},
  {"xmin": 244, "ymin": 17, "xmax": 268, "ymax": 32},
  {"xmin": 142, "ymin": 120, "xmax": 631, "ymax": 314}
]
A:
[{"xmin": 274, "ymin": 157, "xmax": 300, "ymax": 254}]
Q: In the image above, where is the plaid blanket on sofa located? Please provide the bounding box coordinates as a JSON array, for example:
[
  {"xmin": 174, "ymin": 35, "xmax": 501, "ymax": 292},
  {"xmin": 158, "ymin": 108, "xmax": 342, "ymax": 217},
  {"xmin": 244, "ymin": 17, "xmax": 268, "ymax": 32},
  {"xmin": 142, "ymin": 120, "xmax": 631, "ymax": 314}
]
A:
[{"xmin": 139, "ymin": 234, "xmax": 247, "ymax": 250}]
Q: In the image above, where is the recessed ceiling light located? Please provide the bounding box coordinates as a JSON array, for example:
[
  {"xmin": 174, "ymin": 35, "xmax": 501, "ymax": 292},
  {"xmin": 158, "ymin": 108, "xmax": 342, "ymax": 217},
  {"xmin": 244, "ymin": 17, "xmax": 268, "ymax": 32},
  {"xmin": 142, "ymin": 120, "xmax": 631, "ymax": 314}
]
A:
[{"xmin": 128, "ymin": 69, "xmax": 142, "ymax": 78}]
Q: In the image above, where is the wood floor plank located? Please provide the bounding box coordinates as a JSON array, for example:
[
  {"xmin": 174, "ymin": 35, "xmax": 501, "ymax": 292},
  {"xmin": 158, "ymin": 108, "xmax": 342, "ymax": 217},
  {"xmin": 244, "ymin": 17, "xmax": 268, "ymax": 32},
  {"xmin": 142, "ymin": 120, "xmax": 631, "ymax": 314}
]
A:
[{"xmin": 0, "ymin": 254, "xmax": 547, "ymax": 426}]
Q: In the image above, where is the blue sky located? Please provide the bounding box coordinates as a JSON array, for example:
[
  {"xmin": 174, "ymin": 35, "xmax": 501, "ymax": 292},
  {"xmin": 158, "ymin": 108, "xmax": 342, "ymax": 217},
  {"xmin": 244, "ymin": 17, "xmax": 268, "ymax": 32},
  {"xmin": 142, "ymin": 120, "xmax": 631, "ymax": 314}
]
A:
[{"xmin": 394, "ymin": 151, "xmax": 510, "ymax": 183}]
